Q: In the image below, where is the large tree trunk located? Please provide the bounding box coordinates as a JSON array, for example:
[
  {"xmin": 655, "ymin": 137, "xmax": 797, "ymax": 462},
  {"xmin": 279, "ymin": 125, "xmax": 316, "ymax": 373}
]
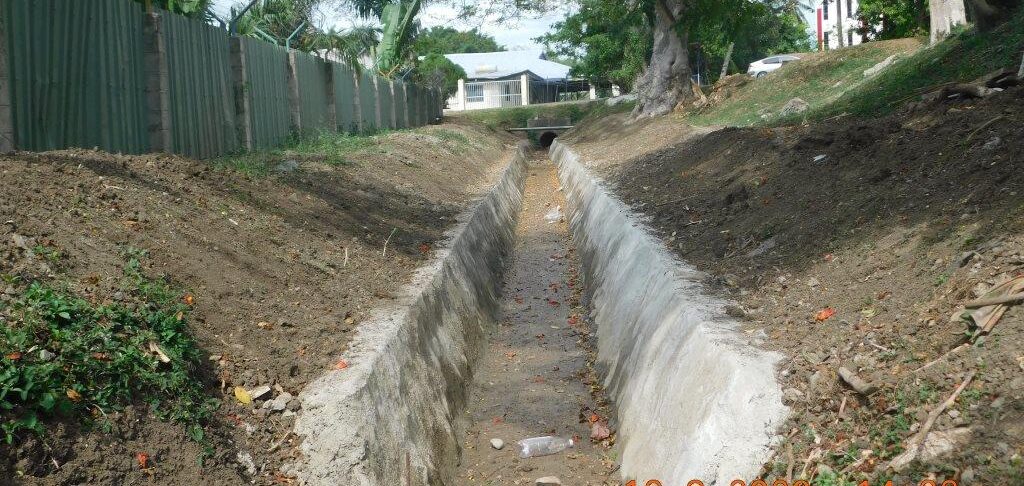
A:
[
  {"xmin": 966, "ymin": 0, "xmax": 1020, "ymax": 31},
  {"xmin": 930, "ymin": 0, "xmax": 967, "ymax": 43},
  {"xmin": 632, "ymin": 0, "xmax": 691, "ymax": 119}
]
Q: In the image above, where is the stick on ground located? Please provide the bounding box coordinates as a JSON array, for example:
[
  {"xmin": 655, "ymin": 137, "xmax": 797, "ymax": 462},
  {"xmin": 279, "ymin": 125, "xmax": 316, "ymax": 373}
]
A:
[{"xmin": 888, "ymin": 370, "xmax": 976, "ymax": 470}]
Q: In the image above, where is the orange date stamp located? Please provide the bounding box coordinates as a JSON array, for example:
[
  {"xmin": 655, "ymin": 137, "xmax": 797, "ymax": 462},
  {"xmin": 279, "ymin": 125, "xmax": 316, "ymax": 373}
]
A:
[{"xmin": 624, "ymin": 480, "xmax": 960, "ymax": 486}]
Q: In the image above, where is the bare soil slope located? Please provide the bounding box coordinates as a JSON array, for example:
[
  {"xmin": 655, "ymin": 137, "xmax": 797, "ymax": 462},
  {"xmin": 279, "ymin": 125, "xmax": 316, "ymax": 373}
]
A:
[
  {"xmin": 567, "ymin": 87, "xmax": 1024, "ymax": 484},
  {"xmin": 0, "ymin": 121, "xmax": 511, "ymax": 484}
]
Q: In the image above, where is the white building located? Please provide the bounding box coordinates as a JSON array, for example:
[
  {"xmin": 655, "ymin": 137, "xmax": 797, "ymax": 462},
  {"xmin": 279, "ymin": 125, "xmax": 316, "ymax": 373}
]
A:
[
  {"xmin": 443, "ymin": 50, "xmax": 593, "ymax": 111},
  {"xmin": 814, "ymin": 0, "xmax": 865, "ymax": 50}
]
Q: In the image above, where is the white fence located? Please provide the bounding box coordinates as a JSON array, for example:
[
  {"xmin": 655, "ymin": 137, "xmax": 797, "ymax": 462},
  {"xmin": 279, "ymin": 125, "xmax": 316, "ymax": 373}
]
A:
[{"xmin": 449, "ymin": 79, "xmax": 524, "ymax": 111}]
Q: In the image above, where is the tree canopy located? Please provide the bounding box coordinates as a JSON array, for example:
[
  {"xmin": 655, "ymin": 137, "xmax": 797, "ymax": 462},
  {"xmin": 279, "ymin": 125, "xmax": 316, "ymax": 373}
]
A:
[
  {"xmin": 412, "ymin": 26, "xmax": 504, "ymax": 55},
  {"xmin": 857, "ymin": 0, "xmax": 929, "ymax": 40},
  {"xmin": 413, "ymin": 53, "xmax": 467, "ymax": 96},
  {"xmin": 541, "ymin": 0, "xmax": 811, "ymax": 94}
]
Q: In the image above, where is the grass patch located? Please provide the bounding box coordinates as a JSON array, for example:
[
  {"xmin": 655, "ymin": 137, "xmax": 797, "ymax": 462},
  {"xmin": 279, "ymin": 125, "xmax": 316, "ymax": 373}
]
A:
[
  {"xmin": 689, "ymin": 39, "xmax": 924, "ymax": 127},
  {"xmin": 213, "ymin": 130, "xmax": 386, "ymax": 176},
  {"xmin": 807, "ymin": 12, "xmax": 1024, "ymax": 120},
  {"xmin": 0, "ymin": 249, "xmax": 217, "ymax": 456}
]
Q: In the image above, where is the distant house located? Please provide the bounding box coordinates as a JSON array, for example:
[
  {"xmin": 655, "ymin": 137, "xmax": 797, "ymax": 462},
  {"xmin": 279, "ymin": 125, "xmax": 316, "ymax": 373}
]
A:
[
  {"xmin": 815, "ymin": 0, "xmax": 865, "ymax": 50},
  {"xmin": 443, "ymin": 50, "xmax": 593, "ymax": 111}
]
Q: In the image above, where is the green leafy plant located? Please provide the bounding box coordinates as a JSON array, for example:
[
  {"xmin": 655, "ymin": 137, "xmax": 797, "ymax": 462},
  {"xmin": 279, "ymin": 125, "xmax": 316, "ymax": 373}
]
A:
[{"xmin": 0, "ymin": 254, "xmax": 217, "ymax": 449}]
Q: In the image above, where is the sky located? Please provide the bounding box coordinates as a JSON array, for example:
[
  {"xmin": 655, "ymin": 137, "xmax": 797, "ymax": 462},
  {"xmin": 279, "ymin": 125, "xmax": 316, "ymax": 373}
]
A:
[{"xmin": 208, "ymin": 1, "xmax": 571, "ymax": 51}]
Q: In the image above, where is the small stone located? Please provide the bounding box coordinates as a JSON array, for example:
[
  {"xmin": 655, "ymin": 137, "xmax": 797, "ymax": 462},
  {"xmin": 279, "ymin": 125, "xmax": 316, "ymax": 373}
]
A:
[
  {"xmin": 236, "ymin": 451, "xmax": 257, "ymax": 476},
  {"xmin": 287, "ymin": 398, "xmax": 301, "ymax": 412},
  {"xmin": 947, "ymin": 409, "xmax": 961, "ymax": 419},
  {"xmin": 982, "ymin": 136, "xmax": 1002, "ymax": 151},
  {"xmin": 535, "ymin": 476, "xmax": 562, "ymax": 485},
  {"xmin": 961, "ymin": 466, "xmax": 975, "ymax": 484},
  {"xmin": 490, "ymin": 438, "xmax": 505, "ymax": 450},
  {"xmin": 784, "ymin": 387, "xmax": 805, "ymax": 402},
  {"xmin": 806, "ymin": 277, "xmax": 821, "ymax": 288},
  {"xmin": 724, "ymin": 304, "xmax": 746, "ymax": 318},
  {"xmin": 275, "ymin": 159, "xmax": 300, "ymax": 173},
  {"xmin": 991, "ymin": 396, "xmax": 1006, "ymax": 409},
  {"xmin": 282, "ymin": 410, "xmax": 296, "ymax": 418},
  {"xmin": 38, "ymin": 350, "xmax": 56, "ymax": 361},
  {"xmin": 779, "ymin": 97, "xmax": 809, "ymax": 116},
  {"xmin": 264, "ymin": 392, "xmax": 293, "ymax": 412},
  {"xmin": 247, "ymin": 385, "xmax": 272, "ymax": 401},
  {"xmin": 518, "ymin": 465, "xmax": 535, "ymax": 473}
]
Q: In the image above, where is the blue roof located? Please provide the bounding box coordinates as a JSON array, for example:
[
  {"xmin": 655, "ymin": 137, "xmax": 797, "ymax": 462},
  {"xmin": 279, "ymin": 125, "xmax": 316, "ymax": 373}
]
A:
[{"xmin": 443, "ymin": 50, "xmax": 572, "ymax": 81}]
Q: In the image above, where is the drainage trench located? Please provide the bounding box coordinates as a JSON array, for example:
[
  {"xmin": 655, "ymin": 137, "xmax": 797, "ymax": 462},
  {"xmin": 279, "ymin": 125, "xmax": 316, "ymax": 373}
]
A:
[
  {"xmin": 293, "ymin": 143, "xmax": 788, "ymax": 485},
  {"xmin": 454, "ymin": 152, "xmax": 611, "ymax": 484}
]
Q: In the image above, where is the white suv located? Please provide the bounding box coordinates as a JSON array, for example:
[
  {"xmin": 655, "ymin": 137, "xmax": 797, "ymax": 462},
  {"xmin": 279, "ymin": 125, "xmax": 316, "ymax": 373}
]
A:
[{"xmin": 747, "ymin": 55, "xmax": 801, "ymax": 78}]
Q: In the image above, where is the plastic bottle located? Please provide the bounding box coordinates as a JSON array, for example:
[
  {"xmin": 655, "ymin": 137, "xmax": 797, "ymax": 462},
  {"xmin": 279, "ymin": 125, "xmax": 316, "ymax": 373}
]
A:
[{"xmin": 517, "ymin": 436, "xmax": 575, "ymax": 458}]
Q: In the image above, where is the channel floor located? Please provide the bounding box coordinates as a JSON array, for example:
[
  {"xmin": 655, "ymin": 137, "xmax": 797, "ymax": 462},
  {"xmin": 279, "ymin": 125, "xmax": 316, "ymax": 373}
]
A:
[{"xmin": 454, "ymin": 155, "xmax": 619, "ymax": 485}]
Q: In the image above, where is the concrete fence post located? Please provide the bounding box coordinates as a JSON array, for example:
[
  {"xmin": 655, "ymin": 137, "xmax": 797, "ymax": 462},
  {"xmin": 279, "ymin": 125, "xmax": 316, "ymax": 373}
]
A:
[
  {"xmin": 520, "ymin": 73, "xmax": 531, "ymax": 106},
  {"xmin": 324, "ymin": 60, "xmax": 337, "ymax": 132},
  {"xmin": 143, "ymin": 12, "xmax": 172, "ymax": 152},
  {"xmin": 371, "ymin": 76, "xmax": 382, "ymax": 131},
  {"xmin": 286, "ymin": 51, "xmax": 302, "ymax": 136},
  {"xmin": 353, "ymin": 70, "xmax": 363, "ymax": 134},
  {"xmin": 0, "ymin": 10, "xmax": 14, "ymax": 154},
  {"xmin": 228, "ymin": 37, "xmax": 253, "ymax": 150},
  {"xmin": 388, "ymin": 80, "xmax": 398, "ymax": 130}
]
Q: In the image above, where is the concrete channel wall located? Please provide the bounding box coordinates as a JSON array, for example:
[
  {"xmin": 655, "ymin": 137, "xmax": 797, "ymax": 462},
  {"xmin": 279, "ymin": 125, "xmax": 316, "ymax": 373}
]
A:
[
  {"xmin": 293, "ymin": 148, "xmax": 528, "ymax": 485},
  {"xmin": 551, "ymin": 141, "xmax": 789, "ymax": 484}
]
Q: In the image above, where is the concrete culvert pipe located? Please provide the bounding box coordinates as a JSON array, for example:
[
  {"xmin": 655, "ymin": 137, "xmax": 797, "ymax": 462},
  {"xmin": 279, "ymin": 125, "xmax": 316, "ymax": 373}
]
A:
[{"xmin": 538, "ymin": 131, "xmax": 558, "ymax": 148}]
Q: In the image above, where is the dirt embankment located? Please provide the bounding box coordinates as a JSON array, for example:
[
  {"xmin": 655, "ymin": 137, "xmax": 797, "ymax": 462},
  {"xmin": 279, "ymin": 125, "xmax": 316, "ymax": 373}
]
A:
[
  {"xmin": 0, "ymin": 121, "xmax": 512, "ymax": 484},
  {"xmin": 566, "ymin": 87, "xmax": 1024, "ymax": 483}
]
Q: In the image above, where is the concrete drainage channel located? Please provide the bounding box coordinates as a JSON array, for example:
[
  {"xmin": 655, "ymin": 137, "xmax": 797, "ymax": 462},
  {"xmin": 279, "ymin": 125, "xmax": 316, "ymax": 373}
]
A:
[{"xmin": 291, "ymin": 142, "xmax": 788, "ymax": 485}]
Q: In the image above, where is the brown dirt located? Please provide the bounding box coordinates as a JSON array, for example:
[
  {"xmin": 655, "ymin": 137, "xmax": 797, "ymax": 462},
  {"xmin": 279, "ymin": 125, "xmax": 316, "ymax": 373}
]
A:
[
  {"xmin": 0, "ymin": 120, "xmax": 512, "ymax": 485},
  {"xmin": 565, "ymin": 87, "xmax": 1024, "ymax": 484}
]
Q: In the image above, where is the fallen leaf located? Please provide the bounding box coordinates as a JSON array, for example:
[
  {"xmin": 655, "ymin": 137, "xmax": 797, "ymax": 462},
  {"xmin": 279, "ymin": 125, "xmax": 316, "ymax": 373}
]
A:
[
  {"xmin": 136, "ymin": 452, "xmax": 149, "ymax": 469},
  {"xmin": 257, "ymin": 321, "xmax": 273, "ymax": 330},
  {"xmin": 234, "ymin": 386, "xmax": 253, "ymax": 405},
  {"xmin": 148, "ymin": 342, "xmax": 171, "ymax": 363},
  {"xmin": 91, "ymin": 352, "xmax": 110, "ymax": 361},
  {"xmin": 504, "ymin": 351, "xmax": 517, "ymax": 359},
  {"xmin": 588, "ymin": 413, "xmax": 600, "ymax": 424},
  {"xmin": 547, "ymin": 299, "xmax": 560, "ymax": 307},
  {"xmin": 418, "ymin": 243, "xmax": 431, "ymax": 254},
  {"xmin": 183, "ymin": 294, "xmax": 195, "ymax": 306},
  {"xmin": 334, "ymin": 359, "xmax": 349, "ymax": 370},
  {"xmin": 815, "ymin": 307, "xmax": 836, "ymax": 322},
  {"xmin": 66, "ymin": 389, "xmax": 82, "ymax": 401},
  {"xmin": 513, "ymin": 296, "xmax": 524, "ymax": 304},
  {"xmin": 5, "ymin": 352, "xmax": 21, "ymax": 361},
  {"xmin": 491, "ymin": 416, "xmax": 503, "ymax": 424},
  {"xmin": 175, "ymin": 311, "xmax": 184, "ymax": 321},
  {"xmin": 567, "ymin": 315, "xmax": 579, "ymax": 326},
  {"xmin": 590, "ymin": 422, "xmax": 611, "ymax": 441}
]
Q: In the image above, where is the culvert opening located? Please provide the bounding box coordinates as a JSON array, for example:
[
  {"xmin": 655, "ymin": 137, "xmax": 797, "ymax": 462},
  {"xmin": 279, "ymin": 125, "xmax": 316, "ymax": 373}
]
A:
[{"xmin": 538, "ymin": 131, "xmax": 558, "ymax": 148}]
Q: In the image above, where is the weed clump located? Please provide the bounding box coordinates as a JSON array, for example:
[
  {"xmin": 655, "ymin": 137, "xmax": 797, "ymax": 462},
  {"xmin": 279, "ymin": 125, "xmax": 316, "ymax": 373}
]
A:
[{"xmin": 0, "ymin": 250, "xmax": 216, "ymax": 450}]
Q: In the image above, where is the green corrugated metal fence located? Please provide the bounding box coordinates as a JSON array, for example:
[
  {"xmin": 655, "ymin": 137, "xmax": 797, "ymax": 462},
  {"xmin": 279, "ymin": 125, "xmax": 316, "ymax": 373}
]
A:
[
  {"xmin": 3, "ymin": 0, "xmax": 148, "ymax": 153},
  {"xmin": 392, "ymin": 79, "xmax": 407, "ymax": 129},
  {"xmin": 358, "ymin": 71, "xmax": 378, "ymax": 132},
  {"xmin": 294, "ymin": 52, "xmax": 331, "ymax": 135},
  {"xmin": 333, "ymin": 63, "xmax": 357, "ymax": 134},
  {"xmin": 378, "ymin": 78, "xmax": 393, "ymax": 130},
  {"xmin": 243, "ymin": 38, "xmax": 289, "ymax": 149},
  {"xmin": 2, "ymin": 0, "xmax": 440, "ymax": 157},
  {"xmin": 163, "ymin": 11, "xmax": 236, "ymax": 158}
]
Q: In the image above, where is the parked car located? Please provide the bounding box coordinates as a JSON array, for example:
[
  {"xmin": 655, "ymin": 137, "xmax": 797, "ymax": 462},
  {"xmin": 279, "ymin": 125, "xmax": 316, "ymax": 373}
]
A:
[{"xmin": 747, "ymin": 55, "xmax": 801, "ymax": 78}]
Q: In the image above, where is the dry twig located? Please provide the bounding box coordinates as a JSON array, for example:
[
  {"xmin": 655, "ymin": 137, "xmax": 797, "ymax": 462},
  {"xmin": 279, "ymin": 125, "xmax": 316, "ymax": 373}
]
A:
[{"xmin": 888, "ymin": 371, "xmax": 976, "ymax": 470}]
